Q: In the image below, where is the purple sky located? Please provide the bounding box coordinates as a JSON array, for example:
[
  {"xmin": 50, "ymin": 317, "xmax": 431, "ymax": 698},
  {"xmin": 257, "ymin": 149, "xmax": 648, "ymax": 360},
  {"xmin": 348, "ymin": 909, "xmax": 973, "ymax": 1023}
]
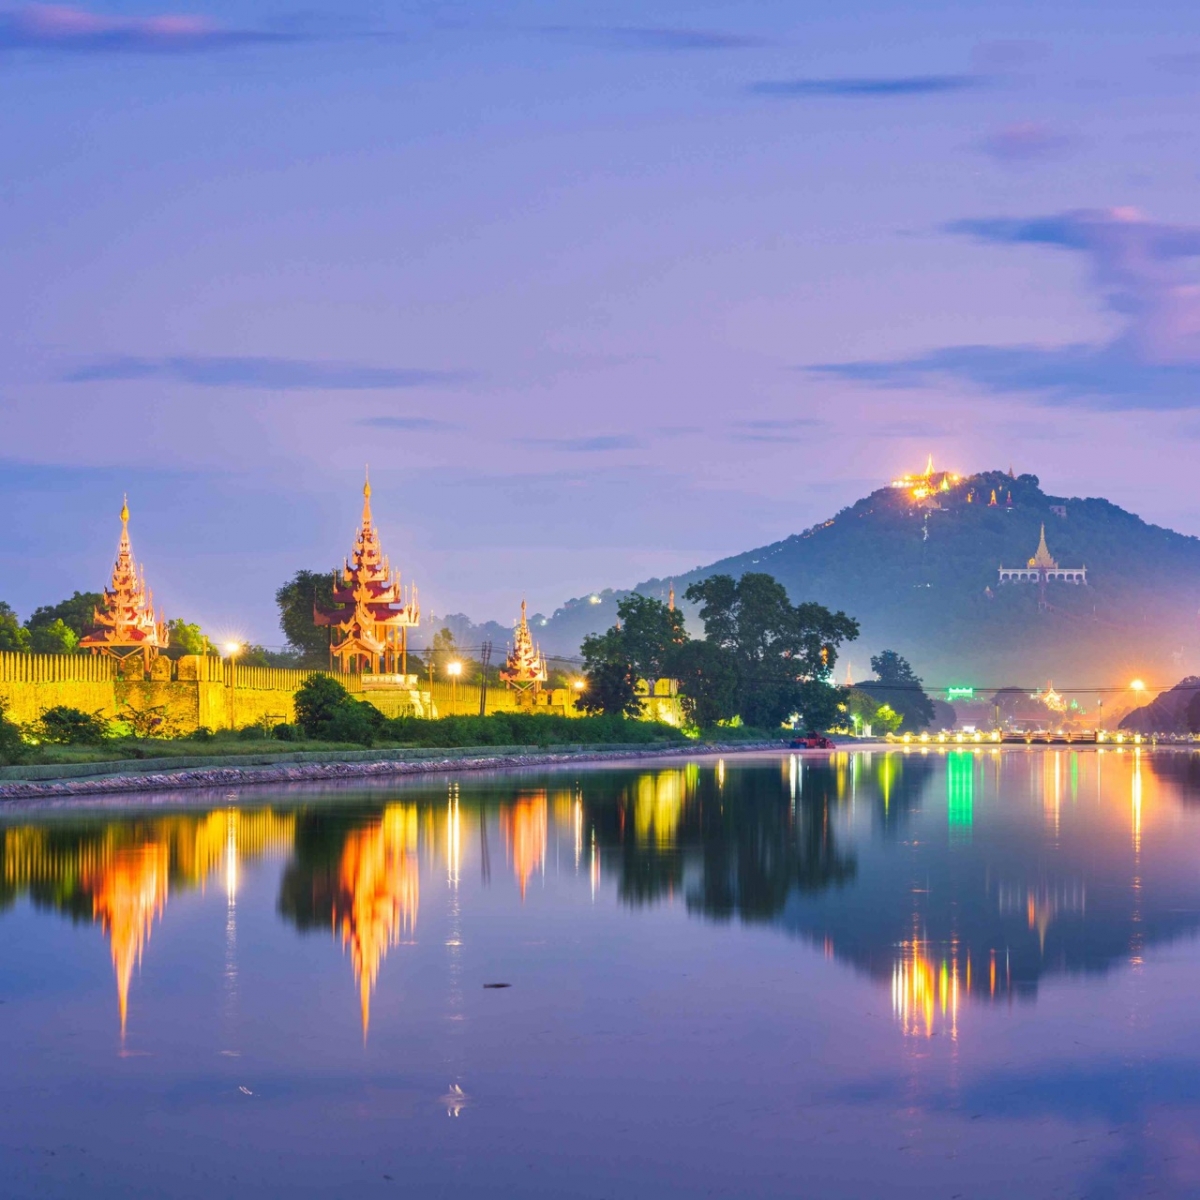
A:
[{"xmin": 4, "ymin": 0, "xmax": 1200, "ymax": 646}]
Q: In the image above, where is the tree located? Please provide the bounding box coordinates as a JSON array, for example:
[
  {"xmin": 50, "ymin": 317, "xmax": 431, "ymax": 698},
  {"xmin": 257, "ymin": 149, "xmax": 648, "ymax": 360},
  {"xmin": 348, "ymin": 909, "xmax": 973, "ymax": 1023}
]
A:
[
  {"xmin": 0, "ymin": 699, "xmax": 26, "ymax": 765},
  {"xmin": 669, "ymin": 639, "xmax": 738, "ymax": 729},
  {"xmin": 26, "ymin": 592, "xmax": 101, "ymax": 639},
  {"xmin": 276, "ymin": 570, "xmax": 336, "ymax": 667},
  {"xmin": 842, "ymin": 688, "xmax": 903, "ymax": 735},
  {"xmin": 165, "ymin": 618, "xmax": 212, "ymax": 659},
  {"xmin": 0, "ymin": 603, "xmax": 31, "ymax": 652},
  {"xmin": 615, "ymin": 594, "xmax": 687, "ymax": 694},
  {"xmin": 578, "ymin": 627, "xmax": 641, "ymax": 717},
  {"xmin": 685, "ymin": 572, "xmax": 859, "ymax": 730},
  {"xmin": 37, "ymin": 706, "xmax": 107, "ymax": 745},
  {"xmin": 293, "ymin": 673, "xmax": 382, "ymax": 743},
  {"xmin": 860, "ymin": 650, "xmax": 936, "ymax": 732},
  {"xmin": 28, "ymin": 618, "xmax": 78, "ymax": 655}
]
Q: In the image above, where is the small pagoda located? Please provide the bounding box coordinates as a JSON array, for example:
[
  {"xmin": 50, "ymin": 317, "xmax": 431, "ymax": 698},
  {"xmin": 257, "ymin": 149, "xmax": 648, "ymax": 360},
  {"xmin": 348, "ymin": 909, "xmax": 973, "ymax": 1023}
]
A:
[
  {"xmin": 500, "ymin": 600, "xmax": 548, "ymax": 693},
  {"xmin": 314, "ymin": 474, "xmax": 419, "ymax": 674},
  {"xmin": 80, "ymin": 497, "xmax": 169, "ymax": 667},
  {"xmin": 998, "ymin": 524, "xmax": 1087, "ymax": 609}
]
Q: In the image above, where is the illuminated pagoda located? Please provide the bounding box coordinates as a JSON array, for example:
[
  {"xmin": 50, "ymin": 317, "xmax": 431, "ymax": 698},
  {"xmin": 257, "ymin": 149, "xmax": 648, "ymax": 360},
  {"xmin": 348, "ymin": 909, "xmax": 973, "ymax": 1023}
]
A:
[
  {"xmin": 315, "ymin": 474, "xmax": 419, "ymax": 674},
  {"xmin": 890, "ymin": 454, "xmax": 960, "ymax": 504},
  {"xmin": 79, "ymin": 497, "xmax": 169, "ymax": 666},
  {"xmin": 500, "ymin": 599, "xmax": 548, "ymax": 692},
  {"xmin": 999, "ymin": 524, "xmax": 1086, "ymax": 609}
]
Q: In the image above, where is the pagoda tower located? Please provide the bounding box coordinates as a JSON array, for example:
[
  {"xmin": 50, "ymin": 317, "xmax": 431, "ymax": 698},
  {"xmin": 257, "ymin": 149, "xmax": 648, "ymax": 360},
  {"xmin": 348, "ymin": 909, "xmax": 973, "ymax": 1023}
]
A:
[
  {"xmin": 998, "ymin": 523, "xmax": 1087, "ymax": 609},
  {"xmin": 314, "ymin": 474, "xmax": 419, "ymax": 674},
  {"xmin": 500, "ymin": 600, "xmax": 548, "ymax": 693},
  {"xmin": 80, "ymin": 497, "xmax": 169, "ymax": 667}
]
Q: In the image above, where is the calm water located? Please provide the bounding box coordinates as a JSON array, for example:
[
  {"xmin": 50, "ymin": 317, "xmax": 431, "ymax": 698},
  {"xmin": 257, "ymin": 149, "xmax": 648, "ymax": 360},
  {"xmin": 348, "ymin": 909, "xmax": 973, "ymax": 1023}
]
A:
[{"xmin": 3, "ymin": 749, "xmax": 1200, "ymax": 1199}]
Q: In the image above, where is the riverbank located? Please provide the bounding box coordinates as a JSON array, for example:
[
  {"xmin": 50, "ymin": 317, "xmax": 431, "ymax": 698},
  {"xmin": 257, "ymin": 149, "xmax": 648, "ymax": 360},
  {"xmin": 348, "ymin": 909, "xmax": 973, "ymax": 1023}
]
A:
[{"xmin": 0, "ymin": 739, "xmax": 795, "ymax": 802}]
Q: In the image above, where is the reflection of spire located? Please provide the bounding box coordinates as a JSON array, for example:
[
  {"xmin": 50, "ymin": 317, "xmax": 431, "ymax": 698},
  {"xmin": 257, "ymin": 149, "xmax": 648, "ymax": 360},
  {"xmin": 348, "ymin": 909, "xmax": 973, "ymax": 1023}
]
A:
[
  {"xmin": 85, "ymin": 843, "xmax": 170, "ymax": 1038},
  {"xmin": 891, "ymin": 939, "xmax": 959, "ymax": 1040},
  {"xmin": 501, "ymin": 794, "xmax": 547, "ymax": 900},
  {"xmin": 333, "ymin": 805, "xmax": 420, "ymax": 1039}
]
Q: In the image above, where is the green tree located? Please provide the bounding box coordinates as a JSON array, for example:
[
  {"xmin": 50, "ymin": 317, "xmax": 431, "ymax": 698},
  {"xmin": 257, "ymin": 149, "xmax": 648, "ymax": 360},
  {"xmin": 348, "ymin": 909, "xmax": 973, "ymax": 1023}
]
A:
[
  {"xmin": 276, "ymin": 570, "xmax": 336, "ymax": 667},
  {"xmin": 0, "ymin": 603, "xmax": 31, "ymax": 652},
  {"xmin": 860, "ymin": 650, "xmax": 936, "ymax": 732},
  {"xmin": 843, "ymin": 688, "xmax": 903, "ymax": 735},
  {"xmin": 25, "ymin": 592, "xmax": 101, "ymax": 639},
  {"xmin": 293, "ymin": 673, "xmax": 382, "ymax": 743},
  {"xmin": 164, "ymin": 618, "xmax": 212, "ymax": 658},
  {"xmin": 578, "ymin": 627, "xmax": 641, "ymax": 717},
  {"xmin": 29, "ymin": 618, "xmax": 79, "ymax": 655},
  {"xmin": 685, "ymin": 572, "xmax": 858, "ymax": 730},
  {"xmin": 669, "ymin": 639, "xmax": 738, "ymax": 728},
  {"xmin": 0, "ymin": 699, "xmax": 27, "ymax": 765},
  {"xmin": 615, "ymin": 594, "xmax": 687, "ymax": 694}
]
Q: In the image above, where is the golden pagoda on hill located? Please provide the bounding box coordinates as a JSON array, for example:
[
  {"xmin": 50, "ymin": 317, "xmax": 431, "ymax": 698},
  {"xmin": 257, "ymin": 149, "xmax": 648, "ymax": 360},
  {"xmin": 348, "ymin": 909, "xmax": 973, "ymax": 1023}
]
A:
[
  {"xmin": 314, "ymin": 474, "xmax": 419, "ymax": 674},
  {"xmin": 500, "ymin": 600, "xmax": 548, "ymax": 693},
  {"xmin": 79, "ymin": 497, "xmax": 169, "ymax": 666}
]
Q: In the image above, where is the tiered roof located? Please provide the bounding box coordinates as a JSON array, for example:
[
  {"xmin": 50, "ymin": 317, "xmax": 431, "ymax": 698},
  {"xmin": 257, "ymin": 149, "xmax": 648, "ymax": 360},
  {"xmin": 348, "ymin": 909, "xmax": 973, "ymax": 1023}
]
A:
[
  {"xmin": 79, "ymin": 498, "xmax": 169, "ymax": 665},
  {"xmin": 500, "ymin": 600, "xmax": 548, "ymax": 691},
  {"xmin": 314, "ymin": 475, "xmax": 419, "ymax": 673}
]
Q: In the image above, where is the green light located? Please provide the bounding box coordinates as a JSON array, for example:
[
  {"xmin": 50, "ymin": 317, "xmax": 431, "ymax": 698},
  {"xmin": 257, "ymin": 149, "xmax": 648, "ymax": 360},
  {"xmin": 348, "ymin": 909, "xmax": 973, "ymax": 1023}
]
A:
[
  {"xmin": 948, "ymin": 752, "xmax": 974, "ymax": 829},
  {"xmin": 946, "ymin": 686, "xmax": 975, "ymax": 701}
]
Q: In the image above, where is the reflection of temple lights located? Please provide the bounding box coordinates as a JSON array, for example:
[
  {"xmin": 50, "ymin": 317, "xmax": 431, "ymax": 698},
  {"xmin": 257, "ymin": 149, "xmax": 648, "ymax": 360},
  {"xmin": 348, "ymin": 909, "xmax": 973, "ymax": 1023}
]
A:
[
  {"xmin": 574, "ymin": 797, "xmax": 583, "ymax": 870},
  {"xmin": 501, "ymin": 794, "xmax": 547, "ymax": 900},
  {"xmin": 892, "ymin": 941, "xmax": 960, "ymax": 1040},
  {"xmin": 1132, "ymin": 750, "xmax": 1143, "ymax": 856},
  {"xmin": 717, "ymin": 759, "xmax": 725, "ymax": 788},
  {"xmin": 225, "ymin": 813, "xmax": 239, "ymax": 905},
  {"xmin": 446, "ymin": 788, "xmax": 461, "ymax": 890}
]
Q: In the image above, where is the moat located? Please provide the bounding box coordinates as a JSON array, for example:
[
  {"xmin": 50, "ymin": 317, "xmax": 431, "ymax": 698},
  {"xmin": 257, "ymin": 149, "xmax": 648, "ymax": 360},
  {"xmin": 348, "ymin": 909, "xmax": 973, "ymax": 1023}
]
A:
[{"xmin": 2, "ymin": 747, "xmax": 1199, "ymax": 1198}]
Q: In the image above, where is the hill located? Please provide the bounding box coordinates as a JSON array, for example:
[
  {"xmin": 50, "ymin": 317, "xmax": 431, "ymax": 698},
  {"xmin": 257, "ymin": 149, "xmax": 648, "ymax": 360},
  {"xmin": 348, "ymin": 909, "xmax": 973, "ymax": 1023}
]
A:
[{"xmin": 532, "ymin": 468, "xmax": 1200, "ymax": 688}]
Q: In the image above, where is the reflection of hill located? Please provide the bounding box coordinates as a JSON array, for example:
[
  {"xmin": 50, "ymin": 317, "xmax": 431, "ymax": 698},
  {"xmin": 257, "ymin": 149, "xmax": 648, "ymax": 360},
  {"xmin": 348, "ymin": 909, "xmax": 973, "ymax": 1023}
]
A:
[
  {"xmin": 580, "ymin": 752, "xmax": 1200, "ymax": 1027},
  {"xmin": 278, "ymin": 805, "xmax": 419, "ymax": 1036},
  {"xmin": 1, "ymin": 809, "xmax": 294, "ymax": 1033}
]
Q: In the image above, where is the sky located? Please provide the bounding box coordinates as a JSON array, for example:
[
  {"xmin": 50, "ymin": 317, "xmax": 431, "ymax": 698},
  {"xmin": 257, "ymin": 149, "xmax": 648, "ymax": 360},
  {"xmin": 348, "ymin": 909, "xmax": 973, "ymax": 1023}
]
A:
[{"xmin": 5, "ymin": 0, "xmax": 1200, "ymax": 646}]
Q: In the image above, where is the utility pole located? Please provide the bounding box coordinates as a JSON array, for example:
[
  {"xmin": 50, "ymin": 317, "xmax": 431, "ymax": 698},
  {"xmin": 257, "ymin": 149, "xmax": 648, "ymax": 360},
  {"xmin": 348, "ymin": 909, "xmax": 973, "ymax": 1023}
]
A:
[{"xmin": 479, "ymin": 640, "xmax": 493, "ymax": 717}]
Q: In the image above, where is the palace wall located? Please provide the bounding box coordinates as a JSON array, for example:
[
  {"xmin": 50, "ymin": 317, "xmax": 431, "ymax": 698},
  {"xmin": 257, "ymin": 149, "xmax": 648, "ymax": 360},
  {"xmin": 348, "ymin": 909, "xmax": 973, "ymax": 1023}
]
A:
[{"xmin": 0, "ymin": 653, "xmax": 684, "ymax": 733}]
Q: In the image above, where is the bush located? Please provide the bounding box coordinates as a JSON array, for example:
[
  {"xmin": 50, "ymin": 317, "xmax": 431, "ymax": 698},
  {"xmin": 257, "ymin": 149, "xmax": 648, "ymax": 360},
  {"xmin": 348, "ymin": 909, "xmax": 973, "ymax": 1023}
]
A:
[
  {"xmin": 0, "ymin": 699, "xmax": 27, "ymax": 765},
  {"xmin": 272, "ymin": 722, "xmax": 299, "ymax": 741},
  {"xmin": 294, "ymin": 674, "xmax": 354, "ymax": 738},
  {"xmin": 237, "ymin": 724, "xmax": 267, "ymax": 741},
  {"xmin": 377, "ymin": 711, "xmax": 686, "ymax": 748},
  {"xmin": 37, "ymin": 705, "xmax": 108, "ymax": 745},
  {"xmin": 324, "ymin": 703, "xmax": 379, "ymax": 746},
  {"xmin": 188, "ymin": 726, "xmax": 216, "ymax": 742}
]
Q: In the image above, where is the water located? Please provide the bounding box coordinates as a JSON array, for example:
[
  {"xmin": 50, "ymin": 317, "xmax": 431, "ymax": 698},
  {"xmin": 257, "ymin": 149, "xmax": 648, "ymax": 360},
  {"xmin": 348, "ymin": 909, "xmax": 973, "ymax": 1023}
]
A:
[{"xmin": 2, "ymin": 748, "xmax": 1200, "ymax": 1198}]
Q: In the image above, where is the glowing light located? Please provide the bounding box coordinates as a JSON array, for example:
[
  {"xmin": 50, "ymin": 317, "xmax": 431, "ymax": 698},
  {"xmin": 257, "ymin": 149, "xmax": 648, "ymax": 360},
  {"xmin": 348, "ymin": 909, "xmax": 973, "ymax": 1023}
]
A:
[
  {"xmin": 223, "ymin": 641, "xmax": 241, "ymax": 656},
  {"xmin": 1130, "ymin": 679, "xmax": 1146, "ymax": 693},
  {"xmin": 446, "ymin": 661, "xmax": 463, "ymax": 678},
  {"xmin": 588, "ymin": 595, "xmax": 602, "ymax": 605},
  {"xmin": 572, "ymin": 679, "xmax": 585, "ymax": 691}
]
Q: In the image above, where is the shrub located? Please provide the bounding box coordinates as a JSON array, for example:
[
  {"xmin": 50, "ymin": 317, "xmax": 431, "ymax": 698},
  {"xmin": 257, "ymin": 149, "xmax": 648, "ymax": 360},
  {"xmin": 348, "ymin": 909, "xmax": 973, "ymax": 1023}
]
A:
[
  {"xmin": 294, "ymin": 674, "xmax": 353, "ymax": 738},
  {"xmin": 188, "ymin": 726, "xmax": 216, "ymax": 742},
  {"xmin": 272, "ymin": 722, "xmax": 299, "ymax": 742},
  {"xmin": 324, "ymin": 702, "xmax": 378, "ymax": 746},
  {"xmin": 0, "ymin": 699, "xmax": 27, "ymax": 765},
  {"xmin": 237, "ymin": 724, "xmax": 266, "ymax": 741},
  {"xmin": 38, "ymin": 705, "xmax": 108, "ymax": 745}
]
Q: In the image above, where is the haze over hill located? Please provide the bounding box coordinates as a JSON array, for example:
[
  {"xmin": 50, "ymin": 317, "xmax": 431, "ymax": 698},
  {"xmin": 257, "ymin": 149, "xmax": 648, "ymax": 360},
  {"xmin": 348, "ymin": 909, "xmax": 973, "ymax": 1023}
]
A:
[{"xmin": 456, "ymin": 467, "xmax": 1200, "ymax": 690}]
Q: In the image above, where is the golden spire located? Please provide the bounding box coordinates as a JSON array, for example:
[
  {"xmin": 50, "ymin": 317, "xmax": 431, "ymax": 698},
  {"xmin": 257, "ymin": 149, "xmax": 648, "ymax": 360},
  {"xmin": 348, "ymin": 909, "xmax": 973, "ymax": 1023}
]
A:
[
  {"xmin": 501, "ymin": 599, "xmax": 548, "ymax": 692},
  {"xmin": 120, "ymin": 494, "xmax": 129, "ymax": 524},
  {"xmin": 668, "ymin": 582, "xmax": 675, "ymax": 611},
  {"xmin": 1028, "ymin": 523, "xmax": 1058, "ymax": 570},
  {"xmin": 924, "ymin": 452, "xmax": 934, "ymax": 477},
  {"xmin": 362, "ymin": 467, "xmax": 372, "ymax": 525}
]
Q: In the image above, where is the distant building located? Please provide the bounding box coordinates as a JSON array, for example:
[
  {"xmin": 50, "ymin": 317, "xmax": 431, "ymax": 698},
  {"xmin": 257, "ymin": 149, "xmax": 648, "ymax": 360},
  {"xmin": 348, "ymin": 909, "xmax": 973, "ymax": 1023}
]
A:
[
  {"xmin": 1049, "ymin": 504, "xmax": 1067, "ymax": 519},
  {"xmin": 999, "ymin": 525, "xmax": 1086, "ymax": 608}
]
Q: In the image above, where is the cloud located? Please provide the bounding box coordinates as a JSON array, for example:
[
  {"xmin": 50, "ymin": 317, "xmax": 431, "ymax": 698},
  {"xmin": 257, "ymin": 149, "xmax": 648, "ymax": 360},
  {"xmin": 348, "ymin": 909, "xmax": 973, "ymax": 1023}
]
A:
[
  {"xmin": 728, "ymin": 416, "xmax": 823, "ymax": 443},
  {"xmin": 542, "ymin": 25, "xmax": 764, "ymax": 52},
  {"xmin": 65, "ymin": 355, "xmax": 466, "ymax": 390},
  {"xmin": 814, "ymin": 207, "xmax": 1200, "ymax": 410},
  {"xmin": 359, "ymin": 416, "xmax": 456, "ymax": 431},
  {"xmin": 522, "ymin": 435, "xmax": 640, "ymax": 452},
  {"xmin": 0, "ymin": 4, "xmax": 290, "ymax": 53},
  {"xmin": 749, "ymin": 74, "xmax": 977, "ymax": 99},
  {"xmin": 978, "ymin": 121, "xmax": 1073, "ymax": 164}
]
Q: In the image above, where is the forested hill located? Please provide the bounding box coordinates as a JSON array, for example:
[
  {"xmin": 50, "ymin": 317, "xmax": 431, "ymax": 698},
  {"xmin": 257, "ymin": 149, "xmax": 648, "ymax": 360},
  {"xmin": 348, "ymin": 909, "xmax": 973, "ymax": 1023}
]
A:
[{"xmin": 535, "ymin": 470, "xmax": 1200, "ymax": 687}]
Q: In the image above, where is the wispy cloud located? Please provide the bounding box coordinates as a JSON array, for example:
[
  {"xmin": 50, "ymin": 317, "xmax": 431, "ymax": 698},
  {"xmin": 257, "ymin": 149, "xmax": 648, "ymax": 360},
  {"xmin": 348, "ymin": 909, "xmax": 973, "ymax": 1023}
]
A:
[
  {"xmin": 728, "ymin": 416, "xmax": 823, "ymax": 443},
  {"xmin": 749, "ymin": 74, "xmax": 977, "ymax": 99},
  {"xmin": 542, "ymin": 25, "xmax": 764, "ymax": 52},
  {"xmin": 0, "ymin": 4, "xmax": 290, "ymax": 53},
  {"xmin": 522, "ymin": 434, "xmax": 640, "ymax": 453},
  {"xmin": 977, "ymin": 121, "xmax": 1073, "ymax": 164},
  {"xmin": 359, "ymin": 415, "xmax": 456, "ymax": 431},
  {"xmin": 815, "ymin": 207, "xmax": 1200, "ymax": 410},
  {"xmin": 65, "ymin": 355, "xmax": 466, "ymax": 390}
]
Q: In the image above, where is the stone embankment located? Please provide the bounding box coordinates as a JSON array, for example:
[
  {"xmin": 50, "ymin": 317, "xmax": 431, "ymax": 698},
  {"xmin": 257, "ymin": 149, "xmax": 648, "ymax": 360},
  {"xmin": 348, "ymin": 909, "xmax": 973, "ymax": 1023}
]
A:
[{"xmin": 0, "ymin": 741, "xmax": 793, "ymax": 803}]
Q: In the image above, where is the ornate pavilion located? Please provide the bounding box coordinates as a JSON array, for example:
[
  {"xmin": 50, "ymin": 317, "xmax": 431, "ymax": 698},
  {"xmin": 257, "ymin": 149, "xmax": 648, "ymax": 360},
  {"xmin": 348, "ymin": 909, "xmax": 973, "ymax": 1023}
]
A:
[
  {"xmin": 500, "ymin": 600, "xmax": 548, "ymax": 693},
  {"xmin": 79, "ymin": 497, "xmax": 169, "ymax": 666},
  {"xmin": 314, "ymin": 475, "xmax": 419, "ymax": 674},
  {"xmin": 998, "ymin": 525, "xmax": 1087, "ymax": 586}
]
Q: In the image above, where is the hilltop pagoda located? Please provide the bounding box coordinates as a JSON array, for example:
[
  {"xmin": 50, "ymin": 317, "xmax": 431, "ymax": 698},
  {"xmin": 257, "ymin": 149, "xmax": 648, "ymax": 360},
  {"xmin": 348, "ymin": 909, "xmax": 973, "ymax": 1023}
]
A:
[
  {"xmin": 79, "ymin": 498, "xmax": 169, "ymax": 666},
  {"xmin": 999, "ymin": 524, "xmax": 1086, "ymax": 609},
  {"xmin": 314, "ymin": 475, "xmax": 419, "ymax": 674},
  {"xmin": 500, "ymin": 600, "xmax": 548, "ymax": 693}
]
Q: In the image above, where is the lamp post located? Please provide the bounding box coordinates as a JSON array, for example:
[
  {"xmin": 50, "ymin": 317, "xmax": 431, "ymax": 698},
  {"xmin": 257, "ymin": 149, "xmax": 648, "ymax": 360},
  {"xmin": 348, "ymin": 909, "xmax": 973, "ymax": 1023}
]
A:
[{"xmin": 447, "ymin": 660, "xmax": 462, "ymax": 715}]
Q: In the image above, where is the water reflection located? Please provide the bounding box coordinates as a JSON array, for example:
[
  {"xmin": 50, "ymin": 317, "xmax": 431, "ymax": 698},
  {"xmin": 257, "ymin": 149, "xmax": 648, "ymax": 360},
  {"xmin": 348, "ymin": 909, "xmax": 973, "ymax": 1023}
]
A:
[{"xmin": 3, "ymin": 749, "xmax": 1200, "ymax": 1043}]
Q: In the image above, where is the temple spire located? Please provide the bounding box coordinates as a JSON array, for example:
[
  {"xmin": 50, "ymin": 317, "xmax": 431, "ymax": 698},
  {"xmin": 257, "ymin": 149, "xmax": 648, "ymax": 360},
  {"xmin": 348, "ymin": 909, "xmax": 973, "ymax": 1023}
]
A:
[
  {"xmin": 668, "ymin": 582, "xmax": 675, "ymax": 611},
  {"xmin": 501, "ymin": 599, "xmax": 548, "ymax": 693}
]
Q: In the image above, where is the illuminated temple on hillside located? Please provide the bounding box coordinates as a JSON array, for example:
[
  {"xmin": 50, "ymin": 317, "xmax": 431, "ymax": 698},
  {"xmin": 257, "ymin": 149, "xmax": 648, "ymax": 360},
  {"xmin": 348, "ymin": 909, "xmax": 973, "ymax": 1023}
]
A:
[
  {"xmin": 314, "ymin": 474, "xmax": 419, "ymax": 674},
  {"xmin": 500, "ymin": 600, "xmax": 548, "ymax": 693},
  {"xmin": 79, "ymin": 497, "xmax": 169, "ymax": 666},
  {"xmin": 890, "ymin": 454, "xmax": 961, "ymax": 503},
  {"xmin": 999, "ymin": 524, "xmax": 1087, "ymax": 587}
]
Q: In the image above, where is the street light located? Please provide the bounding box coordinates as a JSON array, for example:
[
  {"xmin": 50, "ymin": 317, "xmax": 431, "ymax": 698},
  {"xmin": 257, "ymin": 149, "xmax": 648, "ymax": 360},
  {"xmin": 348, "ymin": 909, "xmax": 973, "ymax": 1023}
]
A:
[
  {"xmin": 224, "ymin": 642, "xmax": 241, "ymax": 731},
  {"xmin": 1130, "ymin": 679, "xmax": 1146, "ymax": 693},
  {"xmin": 447, "ymin": 660, "xmax": 462, "ymax": 715}
]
